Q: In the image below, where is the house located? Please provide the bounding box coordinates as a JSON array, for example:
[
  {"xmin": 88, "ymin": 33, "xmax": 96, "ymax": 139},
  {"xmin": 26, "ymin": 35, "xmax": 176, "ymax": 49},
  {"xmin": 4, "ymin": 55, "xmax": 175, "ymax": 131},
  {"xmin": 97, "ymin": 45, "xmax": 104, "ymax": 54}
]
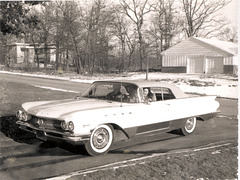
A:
[
  {"xmin": 7, "ymin": 43, "xmax": 56, "ymax": 66},
  {"xmin": 7, "ymin": 43, "xmax": 35, "ymax": 64},
  {"xmin": 161, "ymin": 37, "xmax": 238, "ymax": 74}
]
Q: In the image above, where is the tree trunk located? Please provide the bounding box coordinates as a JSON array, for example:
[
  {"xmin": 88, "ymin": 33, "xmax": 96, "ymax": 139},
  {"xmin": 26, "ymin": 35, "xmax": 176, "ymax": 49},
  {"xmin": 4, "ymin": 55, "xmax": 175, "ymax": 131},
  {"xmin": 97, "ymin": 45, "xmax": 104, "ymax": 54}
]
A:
[
  {"xmin": 1, "ymin": 35, "xmax": 8, "ymax": 66},
  {"xmin": 44, "ymin": 42, "xmax": 48, "ymax": 69},
  {"xmin": 138, "ymin": 28, "xmax": 144, "ymax": 71},
  {"xmin": 121, "ymin": 40, "xmax": 125, "ymax": 72},
  {"xmin": 55, "ymin": 41, "xmax": 59, "ymax": 70},
  {"xmin": 34, "ymin": 48, "xmax": 40, "ymax": 69}
]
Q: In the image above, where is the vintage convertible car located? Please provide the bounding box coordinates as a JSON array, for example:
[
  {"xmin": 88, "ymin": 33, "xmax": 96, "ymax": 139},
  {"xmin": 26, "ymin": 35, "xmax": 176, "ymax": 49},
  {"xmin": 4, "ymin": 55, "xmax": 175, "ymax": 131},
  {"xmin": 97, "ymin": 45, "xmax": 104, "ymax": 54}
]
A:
[{"xmin": 16, "ymin": 80, "xmax": 219, "ymax": 156}]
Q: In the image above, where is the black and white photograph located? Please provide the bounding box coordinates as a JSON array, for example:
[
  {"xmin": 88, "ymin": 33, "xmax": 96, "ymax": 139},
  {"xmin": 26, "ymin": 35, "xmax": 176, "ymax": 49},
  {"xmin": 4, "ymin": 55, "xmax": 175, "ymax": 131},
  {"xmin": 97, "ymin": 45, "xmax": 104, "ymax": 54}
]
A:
[{"xmin": 0, "ymin": 0, "xmax": 238, "ymax": 179}]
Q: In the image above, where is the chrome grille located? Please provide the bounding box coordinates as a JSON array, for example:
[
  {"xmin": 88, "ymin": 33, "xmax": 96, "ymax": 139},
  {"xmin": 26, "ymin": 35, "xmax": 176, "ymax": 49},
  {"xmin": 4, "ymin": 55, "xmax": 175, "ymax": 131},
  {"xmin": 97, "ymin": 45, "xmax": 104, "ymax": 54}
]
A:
[{"xmin": 30, "ymin": 116, "xmax": 63, "ymax": 131}]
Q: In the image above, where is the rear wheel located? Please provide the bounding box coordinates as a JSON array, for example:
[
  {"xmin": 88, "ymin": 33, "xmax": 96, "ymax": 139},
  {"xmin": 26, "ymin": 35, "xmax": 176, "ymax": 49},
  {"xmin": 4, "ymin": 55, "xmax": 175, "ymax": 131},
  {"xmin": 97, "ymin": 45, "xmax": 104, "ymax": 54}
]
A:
[
  {"xmin": 180, "ymin": 117, "xmax": 197, "ymax": 136},
  {"xmin": 84, "ymin": 124, "xmax": 114, "ymax": 156}
]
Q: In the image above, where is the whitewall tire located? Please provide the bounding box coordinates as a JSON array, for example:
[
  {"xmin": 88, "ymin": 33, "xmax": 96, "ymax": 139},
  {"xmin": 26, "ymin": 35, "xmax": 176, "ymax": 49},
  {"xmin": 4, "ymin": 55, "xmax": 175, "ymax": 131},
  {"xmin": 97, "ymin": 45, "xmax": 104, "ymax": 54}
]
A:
[
  {"xmin": 84, "ymin": 124, "xmax": 114, "ymax": 156},
  {"xmin": 180, "ymin": 117, "xmax": 197, "ymax": 136}
]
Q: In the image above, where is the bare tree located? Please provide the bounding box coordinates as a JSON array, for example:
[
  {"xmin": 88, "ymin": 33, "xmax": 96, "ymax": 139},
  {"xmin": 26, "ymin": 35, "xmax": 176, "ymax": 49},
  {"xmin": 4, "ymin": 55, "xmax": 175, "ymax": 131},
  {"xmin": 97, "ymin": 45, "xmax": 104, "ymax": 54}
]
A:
[
  {"xmin": 147, "ymin": 0, "xmax": 180, "ymax": 69},
  {"xmin": 23, "ymin": 7, "xmax": 41, "ymax": 69},
  {"xmin": 81, "ymin": 0, "xmax": 115, "ymax": 74},
  {"xmin": 54, "ymin": 4, "xmax": 60, "ymax": 71},
  {"xmin": 217, "ymin": 26, "xmax": 238, "ymax": 42},
  {"xmin": 84, "ymin": 0, "xmax": 101, "ymax": 74},
  {"xmin": 125, "ymin": 31, "xmax": 137, "ymax": 70},
  {"xmin": 40, "ymin": 3, "xmax": 56, "ymax": 68},
  {"xmin": 57, "ymin": 1, "xmax": 85, "ymax": 74},
  {"xmin": 150, "ymin": 0, "xmax": 179, "ymax": 50},
  {"xmin": 26, "ymin": 2, "xmax": 56, "ymax": 69},
  {"xmin": 112, "ymin": 12, "xmax": 128, "ymax": 72},
  {"xmin": 55, "ymin": 1, "xmax": 81, "ymax": 73},
  {"xmin": 181, "ymin": 0, "xmax": 230, "ymax": 37},
  {"xmin": 25, "ymin": 26, "xmax": 41, "ymax": 69},
  {"xmin": 120, "ymin": 0, "xmax": 154, "ymax": 71}
]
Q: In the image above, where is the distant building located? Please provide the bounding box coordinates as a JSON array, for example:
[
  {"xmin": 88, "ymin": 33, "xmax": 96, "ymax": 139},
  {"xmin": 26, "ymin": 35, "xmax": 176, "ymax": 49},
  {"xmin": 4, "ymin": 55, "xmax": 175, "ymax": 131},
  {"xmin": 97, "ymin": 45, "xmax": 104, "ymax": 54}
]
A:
[
  {"xmin": 161, "ymin": 37, "xmax": 238, "ymax": 74},
  {"xmin": 7, "ymin": 43, "xmax": 34, "ymax": 64},
  {"xmin": 7, "ymin": 43, "xmax": 56, "ymax": 65}
]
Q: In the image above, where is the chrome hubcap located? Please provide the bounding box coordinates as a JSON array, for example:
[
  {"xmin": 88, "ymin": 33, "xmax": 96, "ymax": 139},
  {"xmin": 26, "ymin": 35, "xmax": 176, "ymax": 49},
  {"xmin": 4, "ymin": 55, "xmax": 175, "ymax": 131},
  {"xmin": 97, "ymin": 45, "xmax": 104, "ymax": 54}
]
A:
[
  {"xmin": 186, "ymin": 117, "xmax": 194, "ymax": 130},
  {"xmin": 92, "ymin": 128, "xmax": 109, "ymax": 149}
]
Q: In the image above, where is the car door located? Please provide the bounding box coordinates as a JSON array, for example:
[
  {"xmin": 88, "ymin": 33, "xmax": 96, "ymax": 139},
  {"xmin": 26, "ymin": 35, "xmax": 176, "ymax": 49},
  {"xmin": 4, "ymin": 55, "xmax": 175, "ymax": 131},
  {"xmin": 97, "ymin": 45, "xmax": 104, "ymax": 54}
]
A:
[{"xmin": 135, "ymin": 87, "xmax": 174, "ymax": 135}]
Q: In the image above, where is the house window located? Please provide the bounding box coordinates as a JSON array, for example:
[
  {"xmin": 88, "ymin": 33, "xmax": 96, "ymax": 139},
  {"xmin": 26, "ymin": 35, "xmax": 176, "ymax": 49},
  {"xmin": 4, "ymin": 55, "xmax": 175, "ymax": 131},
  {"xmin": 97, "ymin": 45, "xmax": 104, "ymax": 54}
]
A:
[{"xmin": 209, "ymin": 60, "xmax": 215, "ymax": 69}]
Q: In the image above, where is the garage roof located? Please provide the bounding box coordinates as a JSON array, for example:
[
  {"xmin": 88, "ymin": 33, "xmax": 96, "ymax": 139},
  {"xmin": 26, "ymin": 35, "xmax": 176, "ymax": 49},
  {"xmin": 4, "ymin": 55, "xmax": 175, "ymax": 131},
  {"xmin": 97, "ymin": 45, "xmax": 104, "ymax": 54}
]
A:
[{"xmin": 161, "ymin": 37, "xmax": 238, "ymax": 57}]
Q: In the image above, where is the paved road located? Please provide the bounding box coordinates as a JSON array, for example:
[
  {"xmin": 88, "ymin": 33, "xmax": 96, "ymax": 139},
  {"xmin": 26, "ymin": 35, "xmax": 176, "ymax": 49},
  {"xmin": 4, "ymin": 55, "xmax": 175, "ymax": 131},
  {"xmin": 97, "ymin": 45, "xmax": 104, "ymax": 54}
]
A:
[
  {"xmin": 0, "ymin": 72, "xmax": 89, "ymax": 93},
  {"xmin": 0, "ymin": 72, "xmax": 238, "ymax": 179}
]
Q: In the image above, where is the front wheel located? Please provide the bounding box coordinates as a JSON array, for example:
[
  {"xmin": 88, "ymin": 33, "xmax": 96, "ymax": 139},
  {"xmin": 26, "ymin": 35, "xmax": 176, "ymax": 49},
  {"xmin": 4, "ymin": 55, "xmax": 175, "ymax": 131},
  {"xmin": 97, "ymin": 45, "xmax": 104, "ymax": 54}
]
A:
[
  {"xmin": 84, "ymin": 124, "xmax": 114, "ymax": 156},
  {"xmin": 180, "ymin": 117, "xmax": 197, "ymax": 136}
]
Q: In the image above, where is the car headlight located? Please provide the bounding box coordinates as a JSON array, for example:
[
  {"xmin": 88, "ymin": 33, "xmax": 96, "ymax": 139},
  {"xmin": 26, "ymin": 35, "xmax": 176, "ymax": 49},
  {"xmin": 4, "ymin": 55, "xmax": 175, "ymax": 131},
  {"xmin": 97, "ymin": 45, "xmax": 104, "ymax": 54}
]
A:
[
  {"xmin": 16, "ymin": 110, "xmax": 32, "ymax": 121},
  {"xmin": 68, "ymin": 121, "xmax": 74, "ymax": 132},
  {"xmin": 61, "ymin": 120, "xmax": 68, "ymax": 130},
  {"xmin": 16, "ymin": 110, "xmax": 23, "ymax": 120},
  {"xmin": 61, "ymin": 121, "xmax": 74, "ymax": 132}
]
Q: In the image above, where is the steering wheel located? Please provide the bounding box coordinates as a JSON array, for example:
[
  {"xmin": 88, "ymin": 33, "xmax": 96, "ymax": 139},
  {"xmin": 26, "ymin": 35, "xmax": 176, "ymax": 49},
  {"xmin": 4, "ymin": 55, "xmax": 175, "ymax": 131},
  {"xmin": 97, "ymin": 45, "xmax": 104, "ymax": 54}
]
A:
[{"xmin": 121, "ymin": 94, "xmax": 130, "ymax": 101}]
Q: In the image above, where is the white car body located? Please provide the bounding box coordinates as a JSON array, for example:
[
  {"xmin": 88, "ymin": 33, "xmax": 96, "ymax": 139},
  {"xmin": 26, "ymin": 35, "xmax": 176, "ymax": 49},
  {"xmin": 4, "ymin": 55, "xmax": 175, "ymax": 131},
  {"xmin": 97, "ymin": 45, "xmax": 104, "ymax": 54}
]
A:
[{"xmin": 16, "ymin": 80, "xmax": 219, "ymax": 156}]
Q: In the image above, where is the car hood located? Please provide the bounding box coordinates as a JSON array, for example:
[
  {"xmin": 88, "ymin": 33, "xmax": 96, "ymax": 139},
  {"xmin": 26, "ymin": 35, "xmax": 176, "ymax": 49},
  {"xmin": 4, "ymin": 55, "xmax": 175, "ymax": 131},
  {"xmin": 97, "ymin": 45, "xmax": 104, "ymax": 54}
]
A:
[{"xmin": 23, "ymin": 98, "xmax": 122, "ymax": 119}]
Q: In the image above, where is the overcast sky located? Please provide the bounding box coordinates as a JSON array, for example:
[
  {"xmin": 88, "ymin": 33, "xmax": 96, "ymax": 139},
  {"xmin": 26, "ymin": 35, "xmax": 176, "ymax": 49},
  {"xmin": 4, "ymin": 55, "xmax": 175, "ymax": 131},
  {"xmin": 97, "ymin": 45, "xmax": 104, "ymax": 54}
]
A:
[{"xmin": 222, "ymin": 0, "xmax": 238, "ymax": 26}]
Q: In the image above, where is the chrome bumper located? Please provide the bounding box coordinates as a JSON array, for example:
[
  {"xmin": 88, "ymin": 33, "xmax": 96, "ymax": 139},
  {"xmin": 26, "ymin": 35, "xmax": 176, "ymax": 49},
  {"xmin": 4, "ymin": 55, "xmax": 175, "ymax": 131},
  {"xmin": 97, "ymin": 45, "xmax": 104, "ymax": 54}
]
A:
[{"xmin": 16, "ymin": 121, "xmax": 90, "ymax": 144}]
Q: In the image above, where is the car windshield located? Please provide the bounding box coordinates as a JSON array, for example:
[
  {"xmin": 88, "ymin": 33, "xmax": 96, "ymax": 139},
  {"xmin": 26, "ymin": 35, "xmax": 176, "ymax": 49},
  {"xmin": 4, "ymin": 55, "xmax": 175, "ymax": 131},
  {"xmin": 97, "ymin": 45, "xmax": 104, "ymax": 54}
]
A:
[{"xmin": 81, "ymin": 82, "xmax": 140, "ymax": 103}]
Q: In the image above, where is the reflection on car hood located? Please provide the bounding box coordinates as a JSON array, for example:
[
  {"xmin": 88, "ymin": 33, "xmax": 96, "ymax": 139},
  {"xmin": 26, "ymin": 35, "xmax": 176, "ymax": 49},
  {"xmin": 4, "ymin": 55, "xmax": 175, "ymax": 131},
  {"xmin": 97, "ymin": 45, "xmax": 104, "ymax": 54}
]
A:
[{"xmin": 23, "ymin": 98, "xmax": 121, "ymax": 119}]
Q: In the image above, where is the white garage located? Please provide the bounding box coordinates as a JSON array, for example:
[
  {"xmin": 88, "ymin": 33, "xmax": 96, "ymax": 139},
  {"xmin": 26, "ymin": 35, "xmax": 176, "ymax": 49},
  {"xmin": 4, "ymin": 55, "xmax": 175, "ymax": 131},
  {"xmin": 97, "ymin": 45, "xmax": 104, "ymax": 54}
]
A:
[{"xmin": 161, "ymin": 37, "xmax": 238, "ymax": 74}]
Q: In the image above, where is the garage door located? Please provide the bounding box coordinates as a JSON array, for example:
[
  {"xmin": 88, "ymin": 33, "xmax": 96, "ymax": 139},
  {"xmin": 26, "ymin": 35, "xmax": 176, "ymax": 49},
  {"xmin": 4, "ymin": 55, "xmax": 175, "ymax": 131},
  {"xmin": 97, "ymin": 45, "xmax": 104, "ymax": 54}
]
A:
[
  {"xmin": 187, "ymin": 57, "xmax": 204, "ymax": 73},
  {"xmin": 206, "ymin": 57, "xmax": 223, "ymax": 73}
]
